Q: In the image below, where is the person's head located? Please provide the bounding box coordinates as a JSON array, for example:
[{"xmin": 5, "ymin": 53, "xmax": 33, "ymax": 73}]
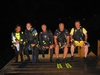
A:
[
  {"xmin": 26, "ymin": 22, "xmax": 32, "ymax": 30},
  {"xmin": 59, "ymin": 23, "xmax": 64, "ymax": 31},
  {"xmin": 41, "ymin": 24, "xmax": 47, "ymax": 32},
  {"xmin": 15, "ymin": 25, "xmax": 21, "ymax": 32},
  {"xmin": 75, "ymin": 20, "xmax": 81, "ymax": 29}
]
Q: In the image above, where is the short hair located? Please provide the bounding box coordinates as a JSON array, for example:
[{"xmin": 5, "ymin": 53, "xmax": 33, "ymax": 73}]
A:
[
  {"xmin": 75, "ymin": 20, "xmax": 80, "ymax": 23},
  {"xmin": 41, "ymin": 24, "xmax": 47, "ymax": 27},
  {"xmin": 42, "ymin": 24, "xmax": 46, "ymax": 26},
  {"xmin": 15, "ymin": 24, "xmax": 21, "ymax": 28},
  {"xmin": 26, "ymin": 22, "xmax": 32, "ymax": 26},
  {"xmin": 14, "ymin": 24, "xmax": 21, "ymax": 31},
  {"xmin": 59, "ymin": 23, "xmax": 64, "ymax": 26}
]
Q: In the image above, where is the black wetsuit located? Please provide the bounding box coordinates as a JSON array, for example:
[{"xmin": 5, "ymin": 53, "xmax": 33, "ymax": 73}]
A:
[
  {"xmin": 24, "ymin": 28, "xmax": 39, "ymax": 62},
  {"xmin": 39, "ymin": 30, "xmax": 53, "ymax": 61},
  {"xmin": 54, "ymin": 28, "xmax": 69, "ymax": 49}
]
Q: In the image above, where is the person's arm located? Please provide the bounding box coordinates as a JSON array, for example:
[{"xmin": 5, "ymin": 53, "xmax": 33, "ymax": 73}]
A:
[
  {"xmin": 23, "ymin": 30, "xmax": 27, "ymax": 44},
  {"xmin": 30, "ymin": 29, "xmax": 38, "ymax": 47},
  {"xmin": 33, "ymin": 29, "xmax": 38, "ymax": 45},
  {"xmin": 65, "ymin": 29, "xmax": 70, "ymax": 45},
  {"xmin": 83, "ymin": 28, "xmax": 88, "ymax": 42},
  {"xmin": 34, "ymin": 34, "xmax": 38, "ymax": 44},
  {"xmin": 54, "ymin": 30, "xmax": 58, "ymax": 45},
  {"xmin": 70, "ymin": 28, "xmax": 74, "ymax": 42},
  {"xmin": 39, "ymin": 32, "xmax": 43, "ymax": 46},
  {"xmin": 49, "ymin": 30, "xmax": 53, "ymax": 44},
  {"xmin": 66, "ymin": 36, "xmax": 69, "ymax": 45},
  {"xmin": 20, "ymin": 31, "xmax": 24, "ymax": 43},
  {"xmin": 54, "ymin": 36, "xmax": 58, "ymax": 45},
  {"xmin": 11, "ymin": 32, "xmax": 14, "ymax": 44},
  {"xmin": 85, "ymin": 34, "xmax": 88, "ymax": 41},
  {"xmin": 11, "ymin": 32, "xmax": 17, "ymax": 44}
]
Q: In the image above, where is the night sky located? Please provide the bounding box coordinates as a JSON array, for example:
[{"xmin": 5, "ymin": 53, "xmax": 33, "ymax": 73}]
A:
[
  {"xmin": 0, "ymin": 0, "xmax": 100, "ymax": 69},
  {"xmin": 1, "ymin": 1, "xmax": 100, "ymax": 29}
]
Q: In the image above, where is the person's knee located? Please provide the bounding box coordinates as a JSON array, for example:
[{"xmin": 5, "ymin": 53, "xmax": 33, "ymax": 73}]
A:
[
  {"xmin": 65, "ymin": 44, "xmax": 69, "ymax": 48},
  {"xmin": 24, "ymin": 46, "xmax": 27, "ymax": 50},
  {"xmin": 84, "ymin": 45, "xmax": 88, "ymax": 49},
  {"xmin": 71, "ymin": 44, "xmax": 74, "ymax": 48},
  {"xmin": 24, "ymin": 47, "xmax": 28, "ymax": 53},
  {"xmin": 50, "ymin": 45, "xmax": 53, "ymax": 49},
  {"xmin": 24, "ymin": 49, "xmax": 27, "ymax": 53},
  {"xmin": 64, "ymin": 46, "xmax": 68, "ymax": 51},
  {"xmin": 55, "ymin": 46, "xmax": 59, "ymax": 52},
  {"xmin": 55, "ymin": 45, "xmax": 59, "ymax": 49}
]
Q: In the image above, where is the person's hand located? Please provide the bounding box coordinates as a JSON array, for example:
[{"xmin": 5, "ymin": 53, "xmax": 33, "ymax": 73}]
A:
[
  {"xmin": 31, "ymin": 44, "xmax": 35, "ymax": 47},
  {"xmin": 49, "ymin": 45, "xmax": 53, "ymax": 49},
  {"xmin": 66, "ymin": 43, "xmax": 69, "ymax": 47},
  {"xmin": 84, "ymin": 41, "xmax": 87, "ymax": 43},
  {"xmin": 64, "ymin": 44, "xmax": 68, "ymax": 48},
  {"xmin": 23, "ymin": 42, "xmax": 26, "ymax": 45},
  {"xmin": 50, "ymin": 44, "xmax": 54, "ymax": 47},
  {"xmin": 16, "ymin": 40, "xmax": 20, "ymax": 43},
  {"xmin": 71, "ymin": 39, "xmax": 74, "ymax": 43},
  {"xmin": 14, "ymin": 40, "xmax": 19, "ymax": 45},
  {"xmin": 14, "ymin": 42, "xmax": 17, "ymax": 44},
  {"xmin": 42, "ymin": 46, "xmax": 46, "ymax": 48}
]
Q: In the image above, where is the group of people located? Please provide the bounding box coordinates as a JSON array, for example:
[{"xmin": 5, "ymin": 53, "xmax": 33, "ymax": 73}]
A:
[{"xmin": 11, "ymin": 20, "xmax": 89, "ymax": 63}]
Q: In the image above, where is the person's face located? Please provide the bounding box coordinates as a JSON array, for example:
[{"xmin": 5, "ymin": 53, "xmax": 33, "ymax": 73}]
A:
[
  {"xmin": 41, "ymin": 25, "xmax": 47, "ymax": 32},
  {"xmin": 59, "ymin": 23, "xmax": 64, "ymax": 31},
  {"xmin": 26, "ymin": 23, "xmax": 32, "ymax": 30},
  {"xmin": 75, "ymin": 22, "xmax": 80, "ymax": 29},
  {"xmin": 15, "ymin": 26, "xmax": 21, "ymax": 32}
]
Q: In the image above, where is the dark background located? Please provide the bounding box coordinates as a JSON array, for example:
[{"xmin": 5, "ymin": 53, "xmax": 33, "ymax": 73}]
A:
[{"xmin": 0, "ymin": 0, "xmax": 100, "ymax": 69}]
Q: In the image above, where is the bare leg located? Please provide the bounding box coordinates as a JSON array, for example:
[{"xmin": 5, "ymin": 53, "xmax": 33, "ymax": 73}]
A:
[
  {"xmin": 70, "ymin": 44, "xmax": 75, "ymax": 56},
  {"xmin": 55, "ymin": 45, "xmax": 59, "ymax": 58},
  {"xmin": 84, "ymin": 45, "xmax": 88, "ymax": 57},
  {"xmin": 63, "ymin": 45, "xmax": 68, "ymax": 58}
]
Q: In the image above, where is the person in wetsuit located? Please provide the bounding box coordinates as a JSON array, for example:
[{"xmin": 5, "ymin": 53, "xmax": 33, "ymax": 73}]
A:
[
  {"xmin": 39, "ymin": 24, "xmax": 54, "ymax": 62},
  {"xmin": 54, "ymin": 23, "xmax": 69, "ymax": 63},
  {"xmin": 24, "ymin": 22, "xmax": 39, "ymax": 63}
]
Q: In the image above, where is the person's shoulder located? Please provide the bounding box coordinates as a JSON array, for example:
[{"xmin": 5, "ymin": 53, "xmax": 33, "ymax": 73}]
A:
[
  {"xmin": 80, "ymin": 26, "xmax": 86, "ymax": 30},
  {"xmin": 55, "ymin": 28, "xmax": 59, "ymax": 32},
  {"xmin": 47, "ymin": 29, "xmax": 52, "ymax": 33},
  {"xmin": 81, "ymin": 27, "xmax": 85, "ymax": 29},
  {"xmin": 39, "ymin": 31, "xmax": 43, "ymax": 35},
  {"xmin": 80, "ymin": 26, "xmax": 84, "ymax": 28},
  {"xmin": 20, "ymin": 31, "xmax": 24, "ymax": 34},
  {"xmin": 11, "ymin": 32, "xmax": 15, "ymax": 35},
  {"xmin": 70, "ymin": 27, "xmax": 74, "ymax": 31},
  {"xmin": 31, "ymin": 28, "xmax": 37, "ymax": 32},
  {"xmin": 82, "ymin": 27, "xmax": 87, "ymax": 31},
  {"xmin": 64, "ymin": 28, "xmax": 69, "ymax": 31},
  {"xmin": 47, "ymin": 29, "xmax": 51, "ymax": 31},
  {"xmin": 64, "ymin": 29, "xmax": 69, "ymax": 34},
  {"xmin": 72, "ymin": 27, "xmax": 75, "ymax": 29},
  {"xmin": 24, "ymin": 29, "xmax": 27, "ymax": 32},
  {"xmin": 29, "ymin": 27, "xmax": 34, "ymax": 30}
]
